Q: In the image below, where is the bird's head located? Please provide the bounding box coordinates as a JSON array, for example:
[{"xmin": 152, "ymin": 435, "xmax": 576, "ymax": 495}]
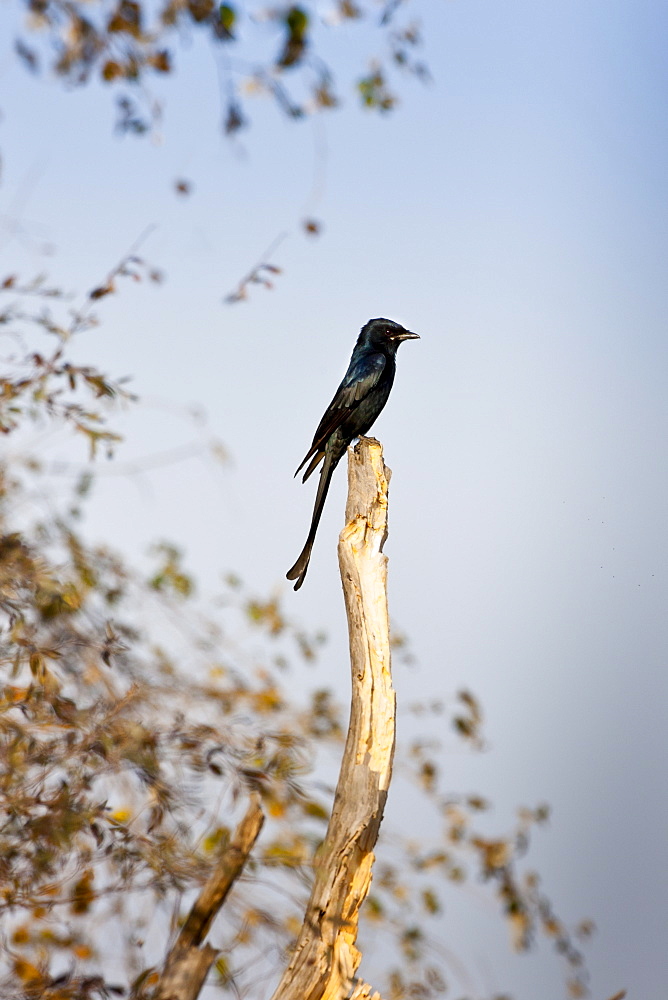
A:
[{"xmin": 361, "ymin": 318, "xmax": 420, "ymax": 351}]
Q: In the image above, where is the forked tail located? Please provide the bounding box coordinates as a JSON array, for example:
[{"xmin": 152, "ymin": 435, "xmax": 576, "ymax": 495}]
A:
[{"xmin": 286, "ymin": 449, "xmax": 339, "ymax": 590}]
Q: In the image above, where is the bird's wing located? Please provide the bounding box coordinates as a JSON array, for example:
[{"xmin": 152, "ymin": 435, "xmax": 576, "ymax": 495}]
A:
[
  {"xmin": 295, "ymin": 352, "xmax": 386, "ymax": 477},
  {"xmin": 311, "ymin": 352, "xmax": 386, "ymax": 444}
]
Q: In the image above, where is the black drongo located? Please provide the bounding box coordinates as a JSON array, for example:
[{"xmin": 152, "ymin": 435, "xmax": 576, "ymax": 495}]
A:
[{"xmin": 287, "ymin": 317, "xmax": 419, "ymax": 590}]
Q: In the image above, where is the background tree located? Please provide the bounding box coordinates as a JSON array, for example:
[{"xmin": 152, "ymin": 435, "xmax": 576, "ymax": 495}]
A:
[
  {"xmin": 0, "ymin": 257, "xmax": 592, "ymax": 1000},
  {"xmin": 13, "ymin": 0, "xmax": 428, "ymax": 135},
  {"xmin": 1, "ymin": 2, "xmax": 663, "ymax": 998}
]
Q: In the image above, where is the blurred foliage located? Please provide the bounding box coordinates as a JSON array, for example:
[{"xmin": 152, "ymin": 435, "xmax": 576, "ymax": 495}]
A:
[
  {"xmin": 0, "ymin": 268, "xmax": 593, "ymax": 999},
  {"xmin": 0, "ymin": 4, "xmax": 601, "ymax": 995},
  {"xmin": 13, "ymin": 0, "xmax": 430, "ymax": 136},
  {"xmin": 0, "ymin": 242, "xmax": 161, "ymax": 456}
]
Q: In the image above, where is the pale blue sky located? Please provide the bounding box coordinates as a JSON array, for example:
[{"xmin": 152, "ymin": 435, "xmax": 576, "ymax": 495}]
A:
[{"xmin": 1, "ymin": 0, "xmax": 667, "ymax": 996}]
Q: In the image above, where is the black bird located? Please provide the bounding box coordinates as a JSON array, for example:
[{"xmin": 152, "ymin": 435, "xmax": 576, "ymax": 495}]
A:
[{"xmin": 287, "ymin": 318, "xmax": 419, "ymax": 590}]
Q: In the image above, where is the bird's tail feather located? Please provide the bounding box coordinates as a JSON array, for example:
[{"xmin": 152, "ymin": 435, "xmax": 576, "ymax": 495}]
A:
[
  {"xmin": 294, "ymin": 448, "xmax": 325, "ymax": 481},
  {"xmin": 301, "ymin": 450, "xmax": 325, "ymax": 483},
  {"xmin": 286, "ymin": 450, "xmax": 338, "ymax": 590},
  {"xmin": 285, "ymin": 538, "xmax": 314, "ymax": 591}
]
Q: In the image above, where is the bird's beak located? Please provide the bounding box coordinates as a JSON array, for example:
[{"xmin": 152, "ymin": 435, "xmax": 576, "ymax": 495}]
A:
[{"xmin": 393, "ymin": 330, "xmax": 420, "ymax": 341}]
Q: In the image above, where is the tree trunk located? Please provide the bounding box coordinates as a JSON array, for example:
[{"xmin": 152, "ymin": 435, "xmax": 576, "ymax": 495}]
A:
[{"xmin": 270, "ymin": 437, "xmax": 396, "ymax": 1000}]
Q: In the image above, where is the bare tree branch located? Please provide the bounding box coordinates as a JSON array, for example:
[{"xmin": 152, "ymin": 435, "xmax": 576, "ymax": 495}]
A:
[
  {"xmin": 270, "ymin": 437, "xmax": 395, "ymax": 1000},
  {"xmin": 155, "ymin": 794, "xmax": 265, "ymax": 1000}
]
